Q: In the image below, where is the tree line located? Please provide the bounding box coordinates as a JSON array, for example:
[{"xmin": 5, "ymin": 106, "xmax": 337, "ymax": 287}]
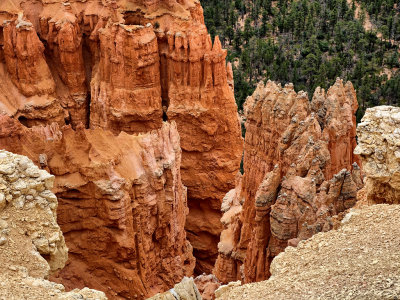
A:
[{"xmin": 201, "ymin": 0, "xmax": 400, "ymax": 121}]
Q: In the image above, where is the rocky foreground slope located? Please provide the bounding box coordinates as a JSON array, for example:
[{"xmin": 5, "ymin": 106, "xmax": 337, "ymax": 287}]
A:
[
  {"xmin": 215, "ymin": 204, "xmax": 400, "ymax": 300},
  {"xmin": 0, "ymin": 150, "xmax": 106, "ymax": 299},
  {"xmin": 0, "ymin": 0, "xmax": 243, "ymax": 280},
  {"xmin": 214, "ymin": 79, "xmax": 362, "ymax": 284}
]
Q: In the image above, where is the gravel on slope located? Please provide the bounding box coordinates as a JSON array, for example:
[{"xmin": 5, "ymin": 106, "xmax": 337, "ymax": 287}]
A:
[{"xmin": 216, "ymin": 204, "xmax": 400, "ymax": 300}]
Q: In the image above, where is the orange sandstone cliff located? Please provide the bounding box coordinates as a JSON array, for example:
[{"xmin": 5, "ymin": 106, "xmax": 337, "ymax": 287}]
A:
[
  {"xmin": 0, "ymin": 149, "xmax": 107, "ymax": 299},
  {"xmin": 0, "ymin": 117, "xmax": 194, "ymax": 299},
  {"xmin": 0, "ymin": 0, "xmax": 243, "ymax": 298},
  {"xmin": 213, "ymin": 79, "xmax": 362, "ymax": 284}
]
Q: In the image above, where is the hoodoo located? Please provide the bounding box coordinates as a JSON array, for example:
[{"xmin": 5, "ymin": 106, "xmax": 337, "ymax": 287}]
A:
[
  {"xmin": 213, "ymin": 79, "xmax": 362, "ymax": 284},
  {"xmin": 0, "ymin": 0, "xmax": 242, "ymax": 298},
  {"xmin": 4, "ymin": 0, "xmax": 393, "ymax": 299}
]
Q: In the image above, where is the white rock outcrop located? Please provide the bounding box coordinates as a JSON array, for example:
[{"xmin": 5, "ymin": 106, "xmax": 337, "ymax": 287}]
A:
[
  {"xmin": 354, "ymin": 106, "xmax": 400, "ymax": 204},
  {"xmin": 147, "ymin": 277, "xmax": 202, "ymax": 300}
]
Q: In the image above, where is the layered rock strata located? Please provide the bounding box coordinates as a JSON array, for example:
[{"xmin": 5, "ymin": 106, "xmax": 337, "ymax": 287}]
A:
[
  {"xmin": 0, "ymin": 150, "xmax": 106, "ymax": 300},
  {"xmin": 214, "ymin": 79, "xmax": 362, "ymax": 284},
  {"xmin": 0, "ymin": 0, "xmax": 242, "ymax": 286},
  {"xmin": 216, "ymin": 205, "xmax": 400, "ymax": 300},
  {"xmin": 355, "ymin": 106, "xmax": 400, "ymax": 204},
  {"xmin": 0, "ymin": 117, "xmax": 194, "ymax": 299}
]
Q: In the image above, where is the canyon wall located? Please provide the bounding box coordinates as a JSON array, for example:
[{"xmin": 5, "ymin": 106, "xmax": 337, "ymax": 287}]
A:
[
  {"xmin": 0, "ymin": 117, "xmax": 194, "ymax": 299},
  {"xmin": 0, "ymin": 0, "xmax": 242, "ymax": 297},
  {"xmin": 355, "ymin": 106, "xmax": 400, "ymax": 204},
  {"xmin": 0, "ymin": 150, "xmax": 106, "ymax": 299},
  {"xmin": 214, "ymin": 79, "xmax": 362, "ymax": 284}
]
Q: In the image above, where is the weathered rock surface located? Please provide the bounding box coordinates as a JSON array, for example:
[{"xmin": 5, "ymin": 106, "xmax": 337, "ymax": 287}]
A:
[
  {"xmin": 0, "ymin": 0, "xmax": 242, "ymax": 276},
  {"xmin": 216, "ymin": 204, "xmax": 400, "ymax": 300},
  {"xmin": 0, "ymin": 117, "xmax": 194, "ymax": 299},
  {"xmin": 147, "ymin": 277, "xmax": 201, "ymax": 300},
  {"xmin": 194, "ymin": 274, "xmax": 221, "ymax": 300},
  {"xmin": 0, "ymin": 150, "xmax": 106, "ymax": 300},
  {"xmin": 214, "ymin": 79, "xmax": 362, "ymax": 284},
  {"xmin": 355, "ymin": 106, "xmax": 400, "ymax": 204}
]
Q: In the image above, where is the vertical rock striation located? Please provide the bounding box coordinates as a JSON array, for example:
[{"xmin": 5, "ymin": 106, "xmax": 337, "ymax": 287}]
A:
[
  {"xmin": 0, "ymin": 116, "xmax": 194, "ymax": 299},
  {"xmin": 0, "ymin": 150, "xmax": 106, "ymax": 299},
  {"xmin": 214, "ymin": 79, "xmax": 362, "ymax": 284},
  {"xmin": 0, "ymin": 0, "xmax": 243, "ymax": 277},
  {"xmin": 355, "ymin": 106, "xmax": 400, "ymax": 204}
]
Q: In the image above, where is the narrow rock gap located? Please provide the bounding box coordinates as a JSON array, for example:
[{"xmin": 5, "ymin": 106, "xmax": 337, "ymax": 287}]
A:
[
  {"xmin": 158, "ymin": 42, "xmax": 170, "ymax": 122},
  {"xmin": 85, "ymin": 92, "xmax": 91, "ymax": 129},
  {"xmin": 123, "ymin": 10, "xmax": 145, "ymax": 26},
  {"xmin": 162, "ymin": 98, "xmax": 169, "ymax": 121},
  {"xmin": 0, "ymin": 27, "xmax": 4, "ymax": 61},
  {"xmin": 18, "ymin": 116, "xmax": 29, "ymax": 127},
  {"xmin": 82, "ymin": 35, "xmax": 94, "ymax": 129},
  {"xmin": 186, "ymin": 229, "xmax": 199, "ymax": 237}
]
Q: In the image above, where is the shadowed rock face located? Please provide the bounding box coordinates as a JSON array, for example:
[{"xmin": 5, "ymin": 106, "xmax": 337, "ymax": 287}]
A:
[
  {"xmin": 213, "ymin": 79, "xmax": 362, "ymax": 284},
  {"xmin": 355, "ymin": 106, "xmax": 400, "ymax": 205},
  {"xmin": 0, "ymin": 0, "xmax": 242, "ymax": 297}
]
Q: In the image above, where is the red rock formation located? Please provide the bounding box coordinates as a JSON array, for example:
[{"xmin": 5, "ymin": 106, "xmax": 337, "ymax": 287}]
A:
[
  {"xmin": 0, "ymin": 115, "xmax": 194, "ymax": 299},
  {"xmin": 194, "ymin": 274, "xmax": 221, "ymax": 300},
  {"xmin": 0, "ymin": 149, "xmax": 107, "ymax": 300},
  {"xmin": 39, "ymin": 10, "xmax": 88, "ymax": 126},
  {"xmin": 0, "ymin": 0, "xmax": 242, "ymax": 286},
  {"xmin": 214, "ymin": 79, "xmax": 362, "ymax": 284},
  {"xmin": 3, "ymin": 15, "xmax": 55, "ymax": 97},
  {"xmin": 91, "ymin": 23, "xmax": 162, "ymax": 134},
  {"xmin": 1, "ymin": 15, "xmax": 64, "ymax": 126}
]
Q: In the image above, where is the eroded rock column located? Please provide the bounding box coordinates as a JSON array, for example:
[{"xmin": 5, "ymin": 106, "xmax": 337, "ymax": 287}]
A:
[{"xmin": 214, "ymin": 79, "xmax": 362, "ymax": 283}]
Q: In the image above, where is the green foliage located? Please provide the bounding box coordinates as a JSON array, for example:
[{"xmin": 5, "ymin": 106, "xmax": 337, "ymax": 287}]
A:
[{"xmin": 201, "ymin": 0, "xmax": 400, "ymax": 115}]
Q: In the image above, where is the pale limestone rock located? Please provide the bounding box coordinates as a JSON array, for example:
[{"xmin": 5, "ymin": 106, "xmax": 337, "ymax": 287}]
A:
[
  {"xmin": 214, "ymin": 281, "xmax": 241, "ymax": 298},
  {"xmin": 215, "ymin": 205, "xmax": 400, "ymax": 300},
  {"xmin": 148, "ymin": 277, "xmax": 202, "ymax": 300},
  {"xmin": 354, "ymin": 106, "xmax": 400, "ymax": 204}
]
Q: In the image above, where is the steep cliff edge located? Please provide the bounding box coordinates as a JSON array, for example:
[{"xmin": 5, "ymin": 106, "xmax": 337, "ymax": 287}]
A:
[
  {"xmin": 0, "ymin": 117, "xmax": 194, "ymax": 299},
  {"xmin": 0, "ymin": 0, "xmax": 243, "ymax": 276},
  {"xmin": 0, "ymin": 150, "xmax": 106, "ymax": 299},
  {"xmin": 214, "ymin": 79, "xmax": 362, "ymax": 284},
  {"xmin": 355, "ymin": 106, "xmax": 400, "ymax": 204},
  {"xmin": 215, "ymin": 204, "xmax": 400, "ymax": 300}
]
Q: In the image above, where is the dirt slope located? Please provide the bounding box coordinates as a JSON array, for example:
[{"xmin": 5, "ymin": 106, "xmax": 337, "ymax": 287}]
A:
[{"xmin": 216, "ymin": 204, "xmax": 400, "ymax": 300}]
